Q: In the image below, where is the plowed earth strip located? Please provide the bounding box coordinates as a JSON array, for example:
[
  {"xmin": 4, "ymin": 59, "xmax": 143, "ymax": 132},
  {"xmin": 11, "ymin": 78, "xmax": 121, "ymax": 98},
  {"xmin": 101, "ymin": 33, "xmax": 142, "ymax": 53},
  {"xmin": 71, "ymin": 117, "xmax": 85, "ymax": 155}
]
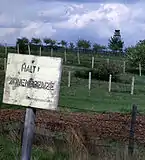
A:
[{"xmin": 1, "ymin": 109, "xmax": 145, "ymax": 144}]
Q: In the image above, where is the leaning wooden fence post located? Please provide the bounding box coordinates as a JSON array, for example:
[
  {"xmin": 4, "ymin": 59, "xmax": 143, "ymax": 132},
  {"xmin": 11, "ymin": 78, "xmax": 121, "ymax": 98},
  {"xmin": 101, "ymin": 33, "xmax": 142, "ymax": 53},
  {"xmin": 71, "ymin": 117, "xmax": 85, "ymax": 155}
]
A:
[
  {"xmin": 64, "ymin": 49, "xmax": 67, "ymax": 63},
  {"xmin": 77, "ymin": 49, "xmax": 80, "ymax": 65},
  {"xmin": 68, "ymin": 71, "xmax": 71, "ymax": 87},
  {"xmin": 108, "ymin": 74, "xmax": 112, "ymax": 92},
  {"xmin": 5, "ymin": 43, "xmax": 7, "ymax": 56},
  {"xmin": 139, "ymin": 63, "xmax": 141, "ymax": 76},
  {"xmin": 39, "ymin": 46, "xmax": 42, "ymax": 56},
  {"xmin": 128, "ymin": 104, "xmax": 137, "ymax": 156},
  {"xmin": 131, "ymin": 76, "xmax": 135, "ymax": 95},
  {"xmin": 28, "ymin": 45, "xmax": 31, "ymax": 55},
  {"xmin": 17, "ymin": 44, "xmax": 20, "ymax": 54},
  {"xmin": 51, "ymin": 48, "xmax": 53, "ymax": 57},
  {"xmin": 123, "ymin": 61, "xmax": 126, "ymax": 73},
  {"xmin": 91, "ymin": 56, "xmax": 94, "ymax": 69},
  {"xmin": 2, "ymin": 53, "xmax": 63, "ymax": 160},
  {"xmin": 3, "ymin": 58, "xmax": 6, "ymax": 72}
]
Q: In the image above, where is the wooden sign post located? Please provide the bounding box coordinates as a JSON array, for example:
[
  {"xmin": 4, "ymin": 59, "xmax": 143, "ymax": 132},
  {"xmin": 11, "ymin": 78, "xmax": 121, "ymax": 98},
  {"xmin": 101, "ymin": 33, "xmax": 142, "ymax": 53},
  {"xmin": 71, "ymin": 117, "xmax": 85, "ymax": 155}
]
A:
[{"xmin": 2, "ymin": 53, "xmax": 63, "ymax": 160}]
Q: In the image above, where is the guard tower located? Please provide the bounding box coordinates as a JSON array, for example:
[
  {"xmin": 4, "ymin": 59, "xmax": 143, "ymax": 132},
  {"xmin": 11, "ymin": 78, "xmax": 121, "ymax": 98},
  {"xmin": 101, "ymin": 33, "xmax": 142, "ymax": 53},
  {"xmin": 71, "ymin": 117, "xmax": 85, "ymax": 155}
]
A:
[{"xmin": 114, "ymin": 30, "xmax": 121, "ymax": 40}]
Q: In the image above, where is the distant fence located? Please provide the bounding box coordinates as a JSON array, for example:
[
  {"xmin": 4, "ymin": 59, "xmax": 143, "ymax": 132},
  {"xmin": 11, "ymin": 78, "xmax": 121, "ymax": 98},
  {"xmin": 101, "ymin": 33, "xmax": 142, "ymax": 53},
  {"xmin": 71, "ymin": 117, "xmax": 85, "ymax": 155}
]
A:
[
  {"xmin": 0, "ymin": 46, "xmax": 141, "ymax": 77},
  {"xmin": 0, "ymin": 58, "xmax": 143, "ymax": 97},
  {"xmin": 0, "ymin": 43, "xmax": 126, "ymax": 58}
]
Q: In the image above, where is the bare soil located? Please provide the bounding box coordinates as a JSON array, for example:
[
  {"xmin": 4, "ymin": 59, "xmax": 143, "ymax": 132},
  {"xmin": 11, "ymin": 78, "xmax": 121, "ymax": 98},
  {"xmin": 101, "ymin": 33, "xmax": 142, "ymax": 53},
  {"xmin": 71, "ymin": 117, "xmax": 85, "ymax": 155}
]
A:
[{"xmin": 1, "ymin": 109, "xmax": 145, "ymax": 144}]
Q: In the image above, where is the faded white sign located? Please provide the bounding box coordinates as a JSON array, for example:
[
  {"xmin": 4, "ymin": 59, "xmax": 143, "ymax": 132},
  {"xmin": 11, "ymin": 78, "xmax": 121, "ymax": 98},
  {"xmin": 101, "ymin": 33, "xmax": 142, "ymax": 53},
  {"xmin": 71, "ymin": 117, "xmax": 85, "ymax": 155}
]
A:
[{"xmin": 3, "ymin": 53, "xmax": 62, "ymax": 110}]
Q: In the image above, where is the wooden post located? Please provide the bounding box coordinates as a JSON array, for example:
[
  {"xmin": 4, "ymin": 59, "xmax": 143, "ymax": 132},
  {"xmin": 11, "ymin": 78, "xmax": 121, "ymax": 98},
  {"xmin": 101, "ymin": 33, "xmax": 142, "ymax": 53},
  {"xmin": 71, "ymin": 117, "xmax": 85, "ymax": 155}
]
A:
[
  {"xmin": 21, "ymin": 107, "xmax": 36, "ymax": 160},
  {"xmin": 91, "ymin": 56, "xmax": 94, "ymax": 69},
  {"xmin": 88, "ymin": 72, "xmax": 91, "ymax": 90},
  {"xmin": 108, "ymin": 74, "xmax": 112, "ymax": 92},
  {"xmin": 4, "ymin": 58, "xmax": 7, "ymax": 71},
  {"xmin": 123, "ymin": 61, "xmax": 126, "ymax": 74},
  {"xmin": 107, "ymin": 58, "xmax": 109, "ymax": 64},
  {"xmin": 77, "ymin": 49, "xmax": 80, "ymax": 65},
  {"xmin": 131, "ymin": 76, "xmax": 135, "ymax": 95},
  {"xmin": 39, "ymin": 46, "xmax": 41, "ymax": 56},
  {"xmin": 5, "ymin": 43, "xmax": 7, "ymax": 57},
  {"xmin": 64, "ymin": 49, "xmax": 67, "ymax": 63},
  {"xmin": 51, "ymin": 48, "xmax": 53, "ymax": 57},
  {"xmin": 128, "ymin": 104, "xmax": 137, "ymax": 156},
  {"xmin": 68, "ymin": 71, "xmax": 71, "ymax": 87},
  {"xmin": 17, "ymin": 44, "xmax": 20, "ymax": 54},
  {"xmin": 139, "ymin": 63, "xmax": 141, "ymax": 76},
  {"xmin": 28, "ymin": 45, "xmax": 31, "ymax": 55}
]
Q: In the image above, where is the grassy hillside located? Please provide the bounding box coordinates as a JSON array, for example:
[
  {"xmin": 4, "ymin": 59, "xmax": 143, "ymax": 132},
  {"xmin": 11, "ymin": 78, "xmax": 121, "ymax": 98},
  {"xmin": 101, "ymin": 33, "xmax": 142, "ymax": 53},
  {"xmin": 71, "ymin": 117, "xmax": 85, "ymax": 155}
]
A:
[{"xmin": 0, "ymin": 63, "xmax": 145, "ymax": 113}]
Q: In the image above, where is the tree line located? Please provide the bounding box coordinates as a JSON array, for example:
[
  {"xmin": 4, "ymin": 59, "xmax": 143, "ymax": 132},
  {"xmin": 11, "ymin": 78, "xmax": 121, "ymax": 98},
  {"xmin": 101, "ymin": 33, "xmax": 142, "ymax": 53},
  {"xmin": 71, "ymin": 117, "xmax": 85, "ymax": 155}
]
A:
[{"xmin": 3, "ymin": 29, "xmax": 123, "ymax": 54}]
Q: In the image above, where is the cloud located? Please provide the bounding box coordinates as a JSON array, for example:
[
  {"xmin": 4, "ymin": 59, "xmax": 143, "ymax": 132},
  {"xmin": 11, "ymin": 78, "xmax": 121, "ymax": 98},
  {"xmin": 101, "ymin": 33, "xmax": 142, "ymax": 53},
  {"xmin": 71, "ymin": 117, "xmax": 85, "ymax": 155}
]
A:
[
  {"xmin": 0, "ymin": 0, "xmax": 144, "ymax": 47},
  {"xmin": 40, "ymin": 0, "xmax": 137, "ymax": 3},
  {"xmin": 19, "ymin": 21, "xmax": 56, "ymax": 39}
]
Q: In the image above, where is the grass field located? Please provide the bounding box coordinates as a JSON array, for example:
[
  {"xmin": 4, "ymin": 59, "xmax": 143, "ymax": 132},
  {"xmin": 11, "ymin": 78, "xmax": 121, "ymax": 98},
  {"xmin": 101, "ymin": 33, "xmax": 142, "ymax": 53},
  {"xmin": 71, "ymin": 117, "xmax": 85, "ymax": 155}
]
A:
[
  {"xmin": 1, "ymin": 63, "xmax": 145, "ymax": 113},
  {"xmin": 1, "ymin": 130, "xmax": 145, "ymax": 160},
  {"xmin": 0, "ymin": 135, "xmax": 68, "ymax": 160},
  {"xmin": 0, "ymin": 49, "xmax": 144, "ymax": 112}
]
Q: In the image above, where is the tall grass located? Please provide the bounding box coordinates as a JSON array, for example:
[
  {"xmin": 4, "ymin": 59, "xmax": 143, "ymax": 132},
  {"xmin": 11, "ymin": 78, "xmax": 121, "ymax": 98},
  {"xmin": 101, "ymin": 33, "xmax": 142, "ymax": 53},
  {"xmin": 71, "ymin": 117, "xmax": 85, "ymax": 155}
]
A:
[{"xmin": 1, "ymin": 121, "xmax": 145, "ymax": 160}]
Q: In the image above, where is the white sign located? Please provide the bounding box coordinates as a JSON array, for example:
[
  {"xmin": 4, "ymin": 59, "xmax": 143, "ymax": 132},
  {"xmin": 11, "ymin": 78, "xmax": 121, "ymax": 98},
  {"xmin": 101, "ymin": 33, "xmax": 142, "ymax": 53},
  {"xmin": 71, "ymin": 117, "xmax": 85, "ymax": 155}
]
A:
[{"xmin": 3, "ymin": 53, "xmax": 62, "ymax": 110}]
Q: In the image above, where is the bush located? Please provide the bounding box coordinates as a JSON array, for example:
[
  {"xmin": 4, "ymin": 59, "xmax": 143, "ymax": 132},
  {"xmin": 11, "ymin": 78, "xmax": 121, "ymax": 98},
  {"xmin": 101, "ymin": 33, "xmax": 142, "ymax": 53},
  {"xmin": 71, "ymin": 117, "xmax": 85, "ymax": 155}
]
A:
[
  {"xmin": 126, "ymin": 40, "xmax": 145, "ymax": 68},
  {"xmin": 74, "ymin": 62, "xmax": 121, "ymax": 82}
]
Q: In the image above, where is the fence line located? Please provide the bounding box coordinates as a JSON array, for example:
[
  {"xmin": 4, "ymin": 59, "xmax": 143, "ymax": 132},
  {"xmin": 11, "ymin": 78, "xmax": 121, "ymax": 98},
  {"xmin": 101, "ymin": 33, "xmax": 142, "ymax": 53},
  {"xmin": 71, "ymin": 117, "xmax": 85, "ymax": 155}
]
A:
[
  {"xmin": 0, "ymin": 60, "xmax": 142, "ymax": 96},
  {"xmin": 0, "ymin": 46, "xmax": 143, "ymax": 96},
  {"xmin": 0, "ymin": 44, "xmax": 143, "ymax": 75}
]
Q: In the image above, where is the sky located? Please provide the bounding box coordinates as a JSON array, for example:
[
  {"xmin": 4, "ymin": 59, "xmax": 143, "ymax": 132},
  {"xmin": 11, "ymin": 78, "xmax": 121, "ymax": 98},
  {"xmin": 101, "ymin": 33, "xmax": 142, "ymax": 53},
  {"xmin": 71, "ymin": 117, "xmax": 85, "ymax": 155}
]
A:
[{"xmin": 0, "ymin": 0, "xmax": 145, "ymax": 47}]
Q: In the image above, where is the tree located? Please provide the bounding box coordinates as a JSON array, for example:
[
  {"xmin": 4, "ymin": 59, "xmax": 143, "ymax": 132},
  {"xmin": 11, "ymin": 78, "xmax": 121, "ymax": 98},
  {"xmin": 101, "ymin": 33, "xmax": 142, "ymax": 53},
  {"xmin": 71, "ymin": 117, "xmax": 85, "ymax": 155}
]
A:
[
  {"xmin": 69, "ymin": 42, "xmax": 75, "ymax": 50},
  {"xmin": 76, "ymin": 39, "xmax": 91, "ymax": 52},
  {"xmin": 43, "ymin": 38, "xmax": 56, "ymax": 49},
  {"xmin": 31, "ymin": 38, "xmax": 41, "ymax": 46},
  {"xmin": 50, "ymin": 39, "xmax": 56, "ymax": 48},
  {"xmin": 93, "ymin": 43, "xmax": 106, "ymax": 53},
  {"xmin": 43, "ymin": 38, "xmax": 51, "ymax": 46},
  {"xmin": 31, "ymin": 38, "xmax": 42, "ymax": 51},
  {"xmin": 60, "ymin": 40, "xmax": 67, "ymax": 48},
  {"xmin": 16, "ymin": 37, "xmax": 29, "ymax": 54},
  {"xmin": 126, "ymin": 40, "xmax": 145, "ymax": 67},
  {"xmin": 108, "ymin": 30, "xmax": 124, "ymax": 53}
]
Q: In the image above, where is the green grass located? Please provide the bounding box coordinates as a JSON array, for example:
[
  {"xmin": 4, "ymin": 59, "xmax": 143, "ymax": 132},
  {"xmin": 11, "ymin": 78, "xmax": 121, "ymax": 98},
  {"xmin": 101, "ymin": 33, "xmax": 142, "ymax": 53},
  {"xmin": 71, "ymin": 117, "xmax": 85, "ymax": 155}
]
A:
[
  {"xmin": 0, "ymin": 135, "xmax": 68, "ymax": 160},
  {"xmin": 59, "ymin": 74, "xmax": 145, "ymax": 113},
  {"xmin": 0, "ymin": 50, "xmax": 144, "ymax": 113},
  {"xmin": 1, "ymin": 66, "xmax": 145, "ymax": 113},
  {"xmin": 1, "ymin": 133, "xmax": 145, "ymax": 160}
]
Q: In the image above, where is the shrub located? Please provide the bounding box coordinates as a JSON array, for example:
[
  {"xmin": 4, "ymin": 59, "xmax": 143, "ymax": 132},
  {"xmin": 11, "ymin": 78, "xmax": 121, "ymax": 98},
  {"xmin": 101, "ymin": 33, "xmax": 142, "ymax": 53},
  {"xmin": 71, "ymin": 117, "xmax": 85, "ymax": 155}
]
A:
[
  {"xmin": 74, "ymin": 62, "xmax": 121, "ymax": 82},
  {"xmin": 126, "ymin": 40, "xmax": 145, "ymax": 68}
]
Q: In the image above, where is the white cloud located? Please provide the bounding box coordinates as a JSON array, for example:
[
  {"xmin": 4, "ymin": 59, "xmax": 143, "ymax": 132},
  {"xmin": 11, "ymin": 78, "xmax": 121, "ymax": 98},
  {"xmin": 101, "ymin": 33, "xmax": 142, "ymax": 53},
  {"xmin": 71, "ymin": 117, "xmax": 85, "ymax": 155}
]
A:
[
  {"xmin": 19, "ymin": 21, "xmax": 56, "ymax": 39},
  {"xmin": 0, "ymin": 0, "xmax": 145, "ymax": 46}
]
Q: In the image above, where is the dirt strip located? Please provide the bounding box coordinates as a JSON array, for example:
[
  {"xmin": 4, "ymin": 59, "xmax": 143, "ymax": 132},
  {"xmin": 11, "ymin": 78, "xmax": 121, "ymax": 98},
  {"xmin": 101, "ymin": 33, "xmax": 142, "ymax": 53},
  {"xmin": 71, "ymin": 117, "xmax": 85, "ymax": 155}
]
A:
[{"xmin": 1, "ymin": 109, "xmax": 145, "ymax": 144}]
